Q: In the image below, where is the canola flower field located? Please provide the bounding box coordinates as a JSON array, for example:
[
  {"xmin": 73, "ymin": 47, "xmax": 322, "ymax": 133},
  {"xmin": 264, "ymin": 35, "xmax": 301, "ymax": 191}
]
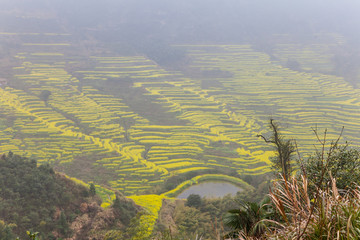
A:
[{"xmin": 1, "ymin": 32, "xmax": 359, "ymax": 236}]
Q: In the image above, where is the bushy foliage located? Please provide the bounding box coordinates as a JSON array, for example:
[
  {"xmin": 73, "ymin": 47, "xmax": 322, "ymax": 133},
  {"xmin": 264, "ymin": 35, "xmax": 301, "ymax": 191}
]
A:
[
  {"xmin": 186, "ymin": 194, "xmax": 202, "ymax": 208},
  {"xmin": 0, "ymin": 152, "xmax": 89, "ymax": 239},
  {"xmin": 174, "ymin": 204, "xmax": 211, "ymax": 239},
  {"xmin": 304, "ymin": 143, "xmax": 360, "ymax": 192},
  {"xmin": 112, "ymin": 195, "xmax": 139, "ymax": 226},
  {"xmin": 225, "ymin": 130, "xmax": 360, "ymax": 240}
]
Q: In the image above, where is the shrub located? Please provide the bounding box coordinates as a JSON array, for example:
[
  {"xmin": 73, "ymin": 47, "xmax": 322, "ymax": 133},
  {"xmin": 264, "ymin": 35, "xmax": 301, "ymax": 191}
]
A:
[{"xmin": 186, "ymin": 194, "xmax": 202, "ymax": 208}]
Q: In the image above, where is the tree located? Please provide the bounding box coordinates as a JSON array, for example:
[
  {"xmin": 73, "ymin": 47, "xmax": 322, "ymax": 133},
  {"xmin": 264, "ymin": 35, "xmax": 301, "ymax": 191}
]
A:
[
  {"xmin": 112, "ymin": 195, "xmax": 121, "ymax": 209},
  {"xmin": 89, "ymin": 183, "xmax": 96, "ymax": 196},
  {"xmin": 39, "ymin": 90, "xmax": 52, "ymax": 103},
  {"xmin": 257, "ymin": 119, "xmax": 295, "ymax": 180},
  {"xmin": 186, "ymin": 194, "xmax": 202, "ymax": 209},
  {"xmin": 174, "ymin": 205, "xmax": 211, "ymax": 239},
  {"xmin": 58, "ymin": 211, "xmax": 69, "ymax": 236}
]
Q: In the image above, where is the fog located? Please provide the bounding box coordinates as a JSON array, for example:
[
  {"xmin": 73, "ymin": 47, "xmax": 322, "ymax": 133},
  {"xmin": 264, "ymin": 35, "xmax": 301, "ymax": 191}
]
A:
[{"xmin": 1, "ymin": 0, "xmax": 360, "ymax": 44}]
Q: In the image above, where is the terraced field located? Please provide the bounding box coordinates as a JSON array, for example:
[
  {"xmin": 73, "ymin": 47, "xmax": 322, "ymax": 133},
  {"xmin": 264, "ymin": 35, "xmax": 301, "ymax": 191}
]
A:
[
  {"xmin": 271, "ymin": 33, "xmax": 345, "ymax": 73},
  {"xmin": 1, "ymin": 31, "xmax": 360, "ymax": 236},
  {"xmin": 1, "ymin": 33, "xmax": 359, "ymax": 195},
  {"xmin": 180, "ymin": 44, "xmax": 360, "ymax": 154},
  {"xmin": 1, "ymin": 32, "xmax": 360, "ymax": 194}
]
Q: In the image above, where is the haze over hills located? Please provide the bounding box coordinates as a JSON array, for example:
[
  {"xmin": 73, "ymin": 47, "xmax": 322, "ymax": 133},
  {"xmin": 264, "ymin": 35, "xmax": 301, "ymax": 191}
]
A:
[{"xmin": 0, "ymin": 0, "xmax": 360, "ymax": 238}]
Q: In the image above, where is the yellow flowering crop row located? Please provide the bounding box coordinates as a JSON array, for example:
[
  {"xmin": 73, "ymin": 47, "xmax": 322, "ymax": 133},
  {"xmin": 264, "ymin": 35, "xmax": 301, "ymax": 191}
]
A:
[{"xmin": 128, "ymin": 194, "xmax": 164, "ymax": 239}]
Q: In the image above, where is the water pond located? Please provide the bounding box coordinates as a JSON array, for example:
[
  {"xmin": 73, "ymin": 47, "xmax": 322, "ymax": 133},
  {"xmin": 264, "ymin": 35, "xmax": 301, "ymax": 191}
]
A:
[{"xmin": 177, "ymin": 181, "xmax": 243, "ymax": 199}]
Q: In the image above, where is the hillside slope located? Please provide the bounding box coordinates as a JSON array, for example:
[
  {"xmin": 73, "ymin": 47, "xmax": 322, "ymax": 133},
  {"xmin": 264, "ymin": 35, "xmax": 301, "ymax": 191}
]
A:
[{"xmin": 0, "ymin": 151, "xmax": 139, "ymax": 239}]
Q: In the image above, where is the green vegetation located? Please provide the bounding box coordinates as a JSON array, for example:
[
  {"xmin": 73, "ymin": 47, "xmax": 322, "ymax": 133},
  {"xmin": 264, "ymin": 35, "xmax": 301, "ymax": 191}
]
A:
[
  {"xmin": 223, "ymin": 199, "xmax": 270, "ymax": 238},
  {"xmin": 257, "ymin": 119, "xmax": 295, "ymax": 180},
  {"xmin": 0, "ymin": 152, "xmax": 140, "ymax": 240},
  {"xmin": 220, "ymin": 129, "xmax": 360, "ymax": 239},
  {"xmin": 304, "ymin": 142, "xmax": 360, "ymax": 191},
  {"xmin": 89, "ymin": 183, "xmax": 96, "ymax": 196},
  {"xmin": 155, "ymin": 188, "xmax": 274, "ymax": 240},
  {"xmin": 185, "ymin": 194, "xmax": 202, "ymax": 208},
  {"xmin": 0, "ymin": 152, "xmax": 89, "ymax": 239},
  {"xmin": 112, "ymin": 195, "xmax": 139, "ymax": 226}
]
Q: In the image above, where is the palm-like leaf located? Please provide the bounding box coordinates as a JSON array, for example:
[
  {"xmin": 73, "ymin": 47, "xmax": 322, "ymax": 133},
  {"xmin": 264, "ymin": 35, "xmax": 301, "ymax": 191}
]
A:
[{"xmin": 224, "ymin": 200, "xmax": 269, "ymax": 237}]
